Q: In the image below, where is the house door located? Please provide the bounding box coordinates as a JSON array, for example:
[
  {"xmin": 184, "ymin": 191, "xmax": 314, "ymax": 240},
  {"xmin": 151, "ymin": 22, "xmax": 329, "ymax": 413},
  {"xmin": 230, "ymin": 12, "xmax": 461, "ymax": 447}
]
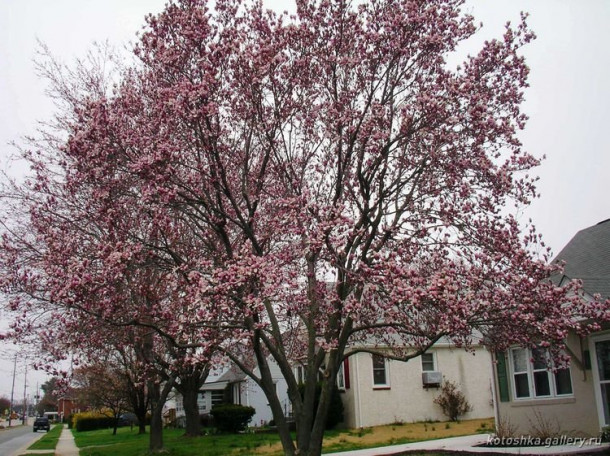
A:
[{"xmin": 595, "ymin": 339, "xmax": 610, "ymax": 425}]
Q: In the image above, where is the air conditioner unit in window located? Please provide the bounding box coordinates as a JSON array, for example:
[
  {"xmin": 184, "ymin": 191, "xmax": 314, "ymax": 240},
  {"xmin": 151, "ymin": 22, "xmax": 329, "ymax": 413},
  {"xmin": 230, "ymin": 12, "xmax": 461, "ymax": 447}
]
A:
[{"xmin": 422, "ymin": 371, "xmax": 442, "ymax": 387}]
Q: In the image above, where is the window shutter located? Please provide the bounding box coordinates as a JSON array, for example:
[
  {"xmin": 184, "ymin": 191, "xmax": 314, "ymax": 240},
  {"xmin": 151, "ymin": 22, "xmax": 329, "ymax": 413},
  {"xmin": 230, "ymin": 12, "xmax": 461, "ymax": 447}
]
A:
[{"xmin": 496, "ymin": 352, "xmax": 510, "ymax": 402}]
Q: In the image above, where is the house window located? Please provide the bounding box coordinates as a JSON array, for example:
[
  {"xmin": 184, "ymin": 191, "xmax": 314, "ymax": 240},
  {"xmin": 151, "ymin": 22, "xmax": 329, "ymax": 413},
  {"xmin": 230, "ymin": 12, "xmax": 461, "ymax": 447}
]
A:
[
  {"xmin": 509, "ymin": 347, "xmax": 573, "ymax": 400},
  {"xmin": 198, "ymin": 392, "xmax": 207, "ymax": 412},
  {"xmin": 372, "ymin": 354, "xmax": 389, "ymax": 387},
  {"xmin": 295, "ymin": 365, "xmax": 305, "ymax": 384},
  {"xmin": 337, "ymin": 362, "xmax": 345, "ymax": 390},
  {"xmin": 211, "ymin": 390, "xmax": 224, "ymax": 406},
  {"xmin": 421, "ymin": 353, "xmax": 435, "ymax": 372},
  {"xmin": 232, "ymin": 383, "xmax": 242, "ymax": 405}
]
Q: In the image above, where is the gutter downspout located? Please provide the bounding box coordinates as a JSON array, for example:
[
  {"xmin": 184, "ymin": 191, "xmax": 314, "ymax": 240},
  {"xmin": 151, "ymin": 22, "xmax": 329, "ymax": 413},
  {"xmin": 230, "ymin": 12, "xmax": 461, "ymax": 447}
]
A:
[
  {"xmin": 354, "ymin": 354, "xmax": 362, "ymax": 428},
  {"xmin": 489, "ymin": 350, "xmax": 500, "ymax": 433}
]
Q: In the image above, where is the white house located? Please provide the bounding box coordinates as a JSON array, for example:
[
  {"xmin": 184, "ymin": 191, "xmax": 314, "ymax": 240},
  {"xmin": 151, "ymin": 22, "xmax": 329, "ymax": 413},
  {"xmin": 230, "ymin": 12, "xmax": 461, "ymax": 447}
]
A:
[
  {"xmin": 172, "ymin": 358, "xmax": 290, "ymax": 428},
  {"xmin": 171, "ymin": 342, "xmax": 494, "ymax": 429},
  {"xmin": 339, "ymin": 342, "xmax": 495, "ymax": 428}
]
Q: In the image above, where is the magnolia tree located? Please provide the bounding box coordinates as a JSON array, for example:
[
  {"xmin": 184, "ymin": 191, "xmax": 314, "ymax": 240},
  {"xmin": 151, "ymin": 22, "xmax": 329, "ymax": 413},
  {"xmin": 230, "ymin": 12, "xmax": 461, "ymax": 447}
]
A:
[
  {"xmin": 2, "ymin": 0, "xmax": 609, "ymax": 455},
  {"xmin": 0, "ymin": 162, "xmax": 211, "ymax": 450},
  {"xmin": 0, "ymin": 198, "xmax": 211, "ymax": 450}
]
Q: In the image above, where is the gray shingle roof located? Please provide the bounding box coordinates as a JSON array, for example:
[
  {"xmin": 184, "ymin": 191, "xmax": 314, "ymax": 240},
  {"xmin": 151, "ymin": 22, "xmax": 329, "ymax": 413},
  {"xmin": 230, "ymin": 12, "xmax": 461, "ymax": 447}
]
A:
[
  {"xmin": 553, "ymin": 219, "xmax": 610, "ymax": 298},
  {"xmin": 216, "ymin": 365, "xmax": 247, "ymax": 383}
]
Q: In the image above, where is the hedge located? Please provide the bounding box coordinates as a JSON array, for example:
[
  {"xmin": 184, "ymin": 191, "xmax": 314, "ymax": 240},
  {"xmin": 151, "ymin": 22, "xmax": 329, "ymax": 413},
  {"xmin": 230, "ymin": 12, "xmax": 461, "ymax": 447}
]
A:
[
  {"xmin": 72, "ymin": 412, "xmax": 116, "ymax": 432},
  {"xmin": 210, "ymin": 404, "xmax": 255, "ymax": 433}
]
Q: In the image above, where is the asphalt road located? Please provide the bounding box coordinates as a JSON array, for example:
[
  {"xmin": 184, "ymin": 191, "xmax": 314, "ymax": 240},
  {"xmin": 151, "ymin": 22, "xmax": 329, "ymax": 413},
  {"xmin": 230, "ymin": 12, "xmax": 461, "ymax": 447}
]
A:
[{"xmin": 0, "ymin": 423, "xmax": 45, "ymax": 456}]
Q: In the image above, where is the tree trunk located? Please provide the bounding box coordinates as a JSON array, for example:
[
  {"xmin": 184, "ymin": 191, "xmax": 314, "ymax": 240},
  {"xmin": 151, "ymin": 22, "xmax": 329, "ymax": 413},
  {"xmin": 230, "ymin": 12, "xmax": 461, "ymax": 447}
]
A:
[
  {"xmin": 307, "ymin": 379, "xmax": 335, "ymax": 456},
  {"xmin": 181, "ymin": 385, "xmax": 201, "ymax": 437},
  {"xmin": 149, "ymin": 407, "xmax": 164, "ymax": 452},
  {"xmin": 174, "ymin": 365, "xmax": 209, "ymax": 437},
  {"xmin": 137, "ymin": 415, "xmax": 147, "ymax": 435},
  {"xmin": 129, "ymin": 385, "xmax": 148, "ymax": 435},
  {"xmin": 148, "ymin": 375, "xmax": 176, "ymax": 453}
]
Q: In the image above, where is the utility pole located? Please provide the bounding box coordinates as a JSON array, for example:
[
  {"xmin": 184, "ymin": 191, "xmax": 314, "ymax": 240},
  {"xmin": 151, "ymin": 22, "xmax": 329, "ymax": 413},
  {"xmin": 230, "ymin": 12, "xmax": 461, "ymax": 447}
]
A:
[
  {"xmin": 22, "ymin": 361, "xmax": 27, "ymax": 424},
  {"xmin": 8, "ymin": 355, "xmax": 16, "ymax": 427}
]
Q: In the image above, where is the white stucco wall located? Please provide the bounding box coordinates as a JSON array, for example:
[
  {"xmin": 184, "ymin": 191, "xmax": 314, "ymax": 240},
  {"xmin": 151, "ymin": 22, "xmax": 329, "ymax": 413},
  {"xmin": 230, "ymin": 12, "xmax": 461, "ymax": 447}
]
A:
[{"xmin": 342, "ymin": 345, "xmax": 494, "ymax": 428}]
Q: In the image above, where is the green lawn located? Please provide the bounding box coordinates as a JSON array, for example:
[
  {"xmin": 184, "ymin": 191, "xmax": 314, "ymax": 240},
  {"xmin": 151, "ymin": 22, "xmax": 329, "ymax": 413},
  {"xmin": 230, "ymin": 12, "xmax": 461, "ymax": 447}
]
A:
[
  {"xmin": 75, "ymin": 427, "xmax": 287, "ymax": 456},
  {"xmin": 28, "ymin": 424, "xmax": 63, "ymax": 450},
  {"xmin": 72, "ymin": 418, "xmax": 492, "ymax": 456}
]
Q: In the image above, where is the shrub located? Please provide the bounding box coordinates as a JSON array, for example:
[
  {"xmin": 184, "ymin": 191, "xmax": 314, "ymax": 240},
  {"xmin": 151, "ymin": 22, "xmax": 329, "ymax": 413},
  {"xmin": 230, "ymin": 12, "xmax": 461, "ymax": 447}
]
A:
[
  {"xmin": 210, "ymin": 404, "xmax": 255, "ymax": 433},
  {"xmin": 200, "ymin": 413, "xmax": 215, "ymax": 428},
  {"xmin": 528, "ymin": 409, "xmax": 560, "ymax": 439},
  {"xmin": 601, "ymin": 426, "xmax": 610, "ymax": 442},
  {"xmin": 433, "ymin": 379, "xmax": 472, "ymax": 422},
  {"xmin": 72, "ymin": 411, "xmax": 116, "ymax": 432},
  {"xmin": 495, "ymin": 415, "xmax": 518, "ymax": 439},
  {"xmin": 297, "ymin": 382, "xmax": 344, "ymax": 430}
]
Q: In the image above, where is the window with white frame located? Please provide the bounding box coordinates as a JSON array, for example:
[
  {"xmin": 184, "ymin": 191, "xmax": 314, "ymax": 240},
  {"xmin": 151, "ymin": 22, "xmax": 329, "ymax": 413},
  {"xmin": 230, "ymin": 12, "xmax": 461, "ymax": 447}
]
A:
[
  {"xmin": 198, "ymin": 392, "xmax": 207, "ymax": 412},
  {"xmin": 232, "ymin": 383, "xmax": 242, "ymax": 405},
  {"xmin": 211, "ymin": 390, "xmax": 225, "ymax": 406},
  {"xmin": 421, "ymin": 353, "xmax": 435, "ymax": 372},
  {"xmin": 295, "ymin": 365, "xmax": 305, "ymax": 384},
  {"xmin": 337, "ymin": 361, "xmax": 346, "ymax": 389},
  {"xmin": 509, "ymin": 347, "xmax": 573, "ymax": 399},
  {"xmin": 372, "ymin": 354, "xmax": 389, "ymax": 387}
]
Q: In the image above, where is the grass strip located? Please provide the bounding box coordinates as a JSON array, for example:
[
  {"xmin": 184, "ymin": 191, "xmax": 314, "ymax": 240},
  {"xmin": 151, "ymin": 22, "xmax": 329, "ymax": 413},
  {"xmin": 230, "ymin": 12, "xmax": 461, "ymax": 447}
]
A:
[
  {"xmin": 28, "ymin": 424, "xmax": 64, "ymax": 450},
  {"xmin": 19, "ymin": 453, "xmax": 55, "ymax": 456},
  {"xmin": 72, "ymin": 418, "xmax": 493, "ymax": 456},
  {"xmin": 75, "ymin": 427, "xmax": 285, "ymax": 456},
  {"xmin": 20, "ymin": 454, "xmax": 55, "ymax": 456}
]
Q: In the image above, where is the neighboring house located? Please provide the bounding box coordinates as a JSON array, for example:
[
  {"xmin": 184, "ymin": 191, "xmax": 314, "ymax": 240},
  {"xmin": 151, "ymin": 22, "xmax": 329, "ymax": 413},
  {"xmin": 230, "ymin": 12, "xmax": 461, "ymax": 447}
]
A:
[
  {"xmin": 173, "ymin": 358, "xmax": 290, "ymax": 427},
  {"xmin": 491, "ymin": 219, "xmax": 610, "ymax": 437},
  {"xmin": 57, "ymin": 397, "xmax": 82, "ymax": 421},
  {"xmin": 340, "ymin": 342, "xmax": 495, "ymax": 428},
  {"xmin": 172, "ymin": 344, "xmax": 494, "ymax": 429},
  {"xmin": 208, "ymin": 364, "xmax": 290, "ymax": 427}
]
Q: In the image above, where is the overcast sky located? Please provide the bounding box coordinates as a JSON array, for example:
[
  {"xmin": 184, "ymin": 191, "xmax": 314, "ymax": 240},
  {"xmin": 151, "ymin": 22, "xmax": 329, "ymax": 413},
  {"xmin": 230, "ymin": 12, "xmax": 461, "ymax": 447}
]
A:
[{"xmin": 1, "ymin": 1, "xmax": 609, "ymax": 399}]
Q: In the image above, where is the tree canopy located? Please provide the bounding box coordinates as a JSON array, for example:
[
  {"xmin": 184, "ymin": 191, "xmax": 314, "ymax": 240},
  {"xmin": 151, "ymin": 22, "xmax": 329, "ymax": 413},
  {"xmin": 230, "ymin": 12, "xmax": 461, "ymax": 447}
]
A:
[{"xmin": 1, "ymin": 1, "xmax": 608, "ymax": 454}]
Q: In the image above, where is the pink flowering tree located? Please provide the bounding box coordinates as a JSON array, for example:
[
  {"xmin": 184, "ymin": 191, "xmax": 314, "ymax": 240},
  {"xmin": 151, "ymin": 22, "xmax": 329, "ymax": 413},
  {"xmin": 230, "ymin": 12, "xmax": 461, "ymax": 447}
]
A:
[
  {"xmin": 0, "ymin": 100, "xmax": 214, "ymax": 449},
  {"xmin": 0, "ymin": 173, "xmax": 216, "ymax": 450},
  {"xmin": 2, "ymin": 1, "xmax": 609, "ymax": 455}
]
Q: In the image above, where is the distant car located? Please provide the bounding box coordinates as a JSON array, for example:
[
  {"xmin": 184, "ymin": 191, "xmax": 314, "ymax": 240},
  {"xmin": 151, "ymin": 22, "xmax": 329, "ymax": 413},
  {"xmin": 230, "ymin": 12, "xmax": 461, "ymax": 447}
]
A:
[
  {"xmin": 33, "ymin": 416, "xmax": 50, "ymax": 432},
  {"xmin": 118, "ymin": 413, "xmax": 138, "ymax": 427}
]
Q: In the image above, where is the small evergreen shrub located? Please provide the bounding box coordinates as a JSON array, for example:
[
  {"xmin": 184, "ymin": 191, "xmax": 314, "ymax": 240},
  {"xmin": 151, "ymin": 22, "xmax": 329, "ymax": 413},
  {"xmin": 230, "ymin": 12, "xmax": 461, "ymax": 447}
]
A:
[
  {"xmin": 210, "ymin": 404, "xmax": 255, "ymax": 433},
  {"xmin": 433, "ymin": 379, "xmax": 472, "ymax": 422}
]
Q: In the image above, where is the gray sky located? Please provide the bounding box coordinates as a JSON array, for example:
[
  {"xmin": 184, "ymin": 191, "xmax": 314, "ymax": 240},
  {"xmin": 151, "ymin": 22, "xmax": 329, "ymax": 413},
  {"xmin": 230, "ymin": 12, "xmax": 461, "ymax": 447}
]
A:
[{"xmin": 1, "ymin": 1, "xmax": 609, "ymax": 398}]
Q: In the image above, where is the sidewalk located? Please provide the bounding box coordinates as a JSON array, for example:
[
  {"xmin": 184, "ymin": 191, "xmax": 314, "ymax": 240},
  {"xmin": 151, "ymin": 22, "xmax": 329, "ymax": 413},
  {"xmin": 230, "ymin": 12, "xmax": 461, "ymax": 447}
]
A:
[
  {"xmin": 323, "ymin": 434, "xmax": 610, "ymax": 455},
  {"xmin": 54, "ymin": 425, "xmax": 79, "ymax": 456}
]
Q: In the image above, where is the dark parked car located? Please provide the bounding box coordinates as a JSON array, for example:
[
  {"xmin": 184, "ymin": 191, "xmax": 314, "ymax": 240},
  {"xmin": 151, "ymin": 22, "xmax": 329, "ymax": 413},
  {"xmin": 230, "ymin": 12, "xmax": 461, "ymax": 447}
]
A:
[
  {"xmin": 33, "ymin": 416, "xmax": 50, "ymax": 432},
  {"xmin": 117, "ymin": 413, "xmax": 138, "ymax": 427}
]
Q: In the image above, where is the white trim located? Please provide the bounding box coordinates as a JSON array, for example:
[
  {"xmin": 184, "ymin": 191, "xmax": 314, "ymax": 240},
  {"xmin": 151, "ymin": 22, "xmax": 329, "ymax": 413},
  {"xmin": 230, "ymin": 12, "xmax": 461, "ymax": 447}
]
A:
[{"xmin": 590, "ymin": 332, "xmax": 610, "ymax": 429}]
